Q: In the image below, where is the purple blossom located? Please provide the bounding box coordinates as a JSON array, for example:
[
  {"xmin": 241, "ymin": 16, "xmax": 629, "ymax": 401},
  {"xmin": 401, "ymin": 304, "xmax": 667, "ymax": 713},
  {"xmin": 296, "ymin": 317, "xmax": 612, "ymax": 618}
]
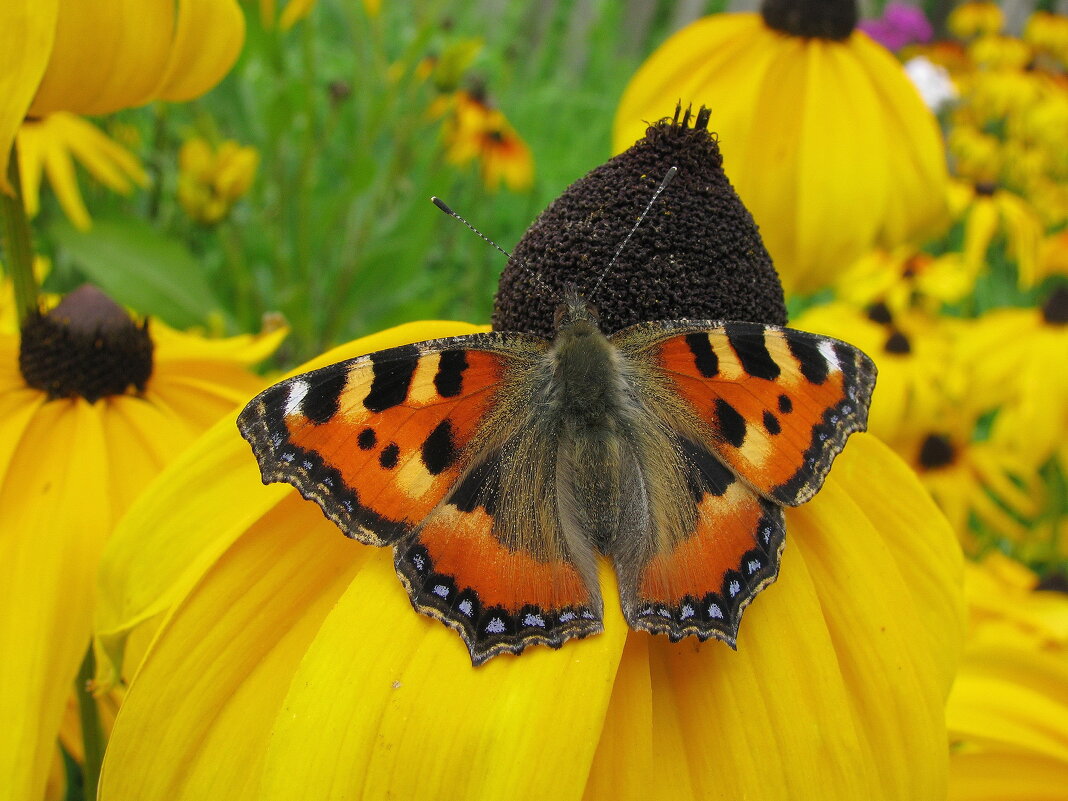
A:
[{"xmin": 859, "ymin": 2, "xmax": 933, "ymax": 51}]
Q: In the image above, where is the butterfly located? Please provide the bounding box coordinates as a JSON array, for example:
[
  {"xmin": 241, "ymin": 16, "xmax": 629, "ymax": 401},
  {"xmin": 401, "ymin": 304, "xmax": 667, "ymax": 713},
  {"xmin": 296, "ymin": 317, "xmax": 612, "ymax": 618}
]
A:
[{"xmin": 238, "ymin": 290, "xmax": 876, "ymax": 666}]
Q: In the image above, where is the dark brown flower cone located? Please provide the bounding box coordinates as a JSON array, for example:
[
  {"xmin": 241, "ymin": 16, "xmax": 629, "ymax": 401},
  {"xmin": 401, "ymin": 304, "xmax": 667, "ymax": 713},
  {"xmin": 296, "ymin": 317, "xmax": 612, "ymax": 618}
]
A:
[
  {"xmin": 761, "ymin": 0, "xmax": 858, "ymax": 40},
  {"xmin": 19, "ymin": 285, "xmax": 154, "ymax": 402},
  {"xmin": 492, "ymin": 105, "xmax": 787, "ymax": 338}
]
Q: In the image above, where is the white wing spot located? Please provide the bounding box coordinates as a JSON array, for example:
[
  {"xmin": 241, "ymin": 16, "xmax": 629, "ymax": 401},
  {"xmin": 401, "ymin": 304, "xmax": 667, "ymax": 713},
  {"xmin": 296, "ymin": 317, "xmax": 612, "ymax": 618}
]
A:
[
  {"xmin": 302, "ymin": 459, "xmax": 314, "ymax": 470},
  {"xmin": 342, "ymin": 500, "xmax": 354, "ymax": 512},
  {"xmin": 281, "ymin": 452, "xmax": 295, "ymax": 463},
  {"xmin": 747, "ymin": 559, "xmax": 762, "ymax": 573},
  {"xmin": 842, "ymin": 403, "xmax": 853, "ymax": 414},
  {"xmin": 485, "ymin": 617, "xmax": 506, "ymax": 634},
  {"xmin": 432, "ymin": 584, "xmax": 449, "ymax": 598},
  {"xmin": 818, "ymin": 432, "xmax": 828, "ymax": 442},
  {"xmin": 709, "ymin": 604, "xmax": 724, "ymax": 619},
  {"xmin": 818, "ymin": 341, "xmax": 841, "ymax": 372},
  {"xmin": 762, "ymin": 526, "xmax": 772, "ymax": 543},
  {"xmin": 271, "ymin": 433, "xmax": 284, "ymax": 448},
  {"xmin": 580, "ymin": 610, "xmax": 596, "ymax": 619},
  {"xmin": 412, "ymin": 554, "xmax": 425, "ymax": 571},
  {"xmin": 284, "ymin": 379, "xmax": 311, "ymax": 416},
  {"xmin": 559, "ymin": 611, "xmax": 576, "ymax": 623},
  {"xmin": 680, "ymin": 604, "xmax": 695, "ymax": 620},
  {"xmin": 729, "ymin": 580, "xmax": 741, "ymax": 597},
  {"xmin": 522, "ymin": 613, "xmax": 545, "ymax": 628},
  {"xmin": 322, "ymin": 477, "xmax": 334, "ymax": 488},
  {"xmin": 458, "ymin": 599, "xmax": 473, "ymax": 617}
]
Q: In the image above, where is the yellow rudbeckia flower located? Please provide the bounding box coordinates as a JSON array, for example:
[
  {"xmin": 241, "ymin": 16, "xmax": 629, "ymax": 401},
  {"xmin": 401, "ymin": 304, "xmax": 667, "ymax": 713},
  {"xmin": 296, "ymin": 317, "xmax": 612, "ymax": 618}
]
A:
[
  {"xmin": 16, "ymin": 112, "xmax": 147, "ymax": 231},
  {"xmin": 0, "ymin": 285, "xmax": 285, "ymax": 801},
  {"xmin": 177, "ymin": 136, "xmax": 260, "ymax": 225},
  {"xmin": 947, "ymin": 555, "xmax": 1068, "ymax": 800},
  {"xmin": 948, "ymin": 179, "xmax": 1043, "ymax": 288},
  {"xmin": 441, "ymin": 90, "xmax": 535, "ymax": 193},
  {"xmin": 0, "ymin": 0, "xmax": 245, "ymax": 194},
  {"xmin": 96, "ymin": 106, "xmax": 962, "ymax": 801},
  {"xmin": 947, "ymin": 2, "xmax": 1005, "ymax": 40},
  {"xmin": 613, "ymin": 0, "xmax": 948, "ymax": 295}
]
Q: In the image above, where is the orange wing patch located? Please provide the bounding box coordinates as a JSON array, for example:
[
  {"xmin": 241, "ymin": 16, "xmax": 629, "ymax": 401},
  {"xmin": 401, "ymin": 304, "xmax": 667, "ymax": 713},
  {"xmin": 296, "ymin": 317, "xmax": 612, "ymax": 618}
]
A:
[
  {"xmin": 616, "ymin": 436, "xmax": 786, "ymax": 647},
  {"xmin": 238, "ymin": 342, "xmax": 509, "ymax": 546},
  {"xmin": 394, "ymin": 451, "xmax": 603, "ymax": 666},
  {"xmin": 651, "ymin": 323, "xmax": 875, "ymax": 506}
]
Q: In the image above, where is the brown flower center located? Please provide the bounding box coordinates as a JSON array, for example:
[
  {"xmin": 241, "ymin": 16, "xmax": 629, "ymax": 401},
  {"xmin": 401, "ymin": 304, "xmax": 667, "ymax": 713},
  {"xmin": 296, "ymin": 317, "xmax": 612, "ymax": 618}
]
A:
[
  {"xmin": 884, "ymin": 329, "xmax": 911, "ymax": 354},
  {"xmin": 1042, "ymin": 286, "xmax": 1068, "ymax": 325},
  {"xmin": 918, "ymin": 433, "xmax": 956, "ymax": 469},
  {"xmin": 18, "ymin": 285, "xmax": 154, "ymax": 402},
  {"xmin": 761, "ymin": 0, "xmax": 858, "ymax": 40}
]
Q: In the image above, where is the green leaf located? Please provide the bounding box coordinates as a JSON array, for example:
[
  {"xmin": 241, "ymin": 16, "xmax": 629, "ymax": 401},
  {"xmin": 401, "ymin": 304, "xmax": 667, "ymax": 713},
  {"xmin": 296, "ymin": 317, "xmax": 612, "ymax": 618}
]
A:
[{"xmin": 49, "ymin": 217, "xmax": 224, "ymax": 330}]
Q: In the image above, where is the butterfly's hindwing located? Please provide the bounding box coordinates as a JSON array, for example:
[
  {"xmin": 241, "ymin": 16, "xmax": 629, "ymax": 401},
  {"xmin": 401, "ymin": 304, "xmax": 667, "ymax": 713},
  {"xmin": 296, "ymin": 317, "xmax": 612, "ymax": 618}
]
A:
[
  {"xmin": 395, "ymin": 434, "xmax": 603, "ymax": 666},
  {"xmin": 615, "ymin": 320, "xmax": 876, "ymax": 506},
  {"xmin": 612, "ymin": 432, "xmax": 787, "ymax": 646}
]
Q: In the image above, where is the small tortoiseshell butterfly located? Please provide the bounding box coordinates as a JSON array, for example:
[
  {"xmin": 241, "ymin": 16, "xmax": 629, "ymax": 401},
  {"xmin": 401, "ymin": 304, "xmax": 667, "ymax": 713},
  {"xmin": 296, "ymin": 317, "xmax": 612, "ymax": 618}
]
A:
[{"xmin": 238, "ymin": 287, "xmax": 876, "ymax": 665}]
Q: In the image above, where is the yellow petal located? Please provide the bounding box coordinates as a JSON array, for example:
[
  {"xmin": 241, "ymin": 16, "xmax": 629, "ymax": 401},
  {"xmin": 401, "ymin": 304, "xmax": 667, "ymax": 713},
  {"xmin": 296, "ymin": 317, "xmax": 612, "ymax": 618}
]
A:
[
  {"xmin": 30, "ymin": 0, "xmax": 175, "ymax": 117},
  {"xmin": 152, "ymin": 0, "xmax": 245, "ymax": 102},
  {"xmin": 259, "ymin": 559, "xmax": 626, "ymax": 801},
  {"xmin": 0, "ymin": 399, "xmax": 110, "ymax": 801},
  {"xmin": 0, "ymin": 0, "xmax": 57, "ymax": 193},
  {"xmin": 39, "ymin": 124, "xmax": 91, "ymax": 229},
  {"xmin": 949, "ymin": 751, "xmax": 1068, "ymax": 801},
  {"xmin": 98, "ymin": 495, "xmax": 368, "ymax": 800},
  {"xmin": 278, "ymin": 0, "xmax": 318, "ymax": 30}
]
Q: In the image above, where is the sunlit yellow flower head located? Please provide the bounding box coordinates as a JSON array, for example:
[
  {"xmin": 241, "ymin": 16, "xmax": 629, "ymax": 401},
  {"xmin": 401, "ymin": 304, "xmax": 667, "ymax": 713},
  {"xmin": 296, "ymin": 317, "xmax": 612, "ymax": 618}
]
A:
[
  {"xmin": 96, "ymin": 109, "xmax": 963, "ymax": 801},
  {"xmin": 0, "ymin": 284, "xmax": 284, "ymax": 801},
  {"xmin": 947, "ymin": 1, "xmax": 1004, "ymax": 40},
  {"xmin": 947, "ymin": 554, "xmax": 1068, "ymax": 799},
  {"xmin": 16, "ymin": 112, "xmax": 147, "ymax": 231},
  {"xmin": 442, "ymin": 89, "xmax": 534, "ymax": 192},
  {"xmin": 177, "ymin": 136, "xmax": 259, "ymax": 225},
  {"xmin": 613, "ymin": 0, "xmax": 949, "ymax": 295},
  {"xmin": 0, "ymin": 0, "xmax": 244, "ymax": 205}
]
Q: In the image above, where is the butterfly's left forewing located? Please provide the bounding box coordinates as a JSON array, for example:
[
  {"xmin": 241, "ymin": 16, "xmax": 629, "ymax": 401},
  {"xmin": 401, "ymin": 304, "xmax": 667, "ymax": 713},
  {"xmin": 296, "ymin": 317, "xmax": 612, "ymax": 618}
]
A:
[{"xmin": 238, "ymin": 331, "xmax": 603, "ymax": 665}]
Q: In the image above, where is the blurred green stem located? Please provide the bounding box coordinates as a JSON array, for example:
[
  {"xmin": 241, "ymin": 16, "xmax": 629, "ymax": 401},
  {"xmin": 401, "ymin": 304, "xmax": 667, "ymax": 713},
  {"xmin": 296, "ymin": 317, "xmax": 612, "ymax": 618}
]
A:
[
  {"xmin": 76, "ymin": 647, "xmax": 105, "ymax": 801},
  {"xmin": 0, "ymin": 145, "xmax": 38, "ymax": 324}
]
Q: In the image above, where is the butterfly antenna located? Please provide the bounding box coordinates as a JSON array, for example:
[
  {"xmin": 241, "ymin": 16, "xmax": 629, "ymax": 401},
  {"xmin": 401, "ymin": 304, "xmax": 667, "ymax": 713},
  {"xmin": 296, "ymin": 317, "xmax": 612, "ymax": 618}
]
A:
[
  {"xmin": 588, "ymin": 166, "xmax": 678, "ymax": 304},
  {"xmin": 431, "ymin": 196, "xmax": 555, "ymax": 299}
]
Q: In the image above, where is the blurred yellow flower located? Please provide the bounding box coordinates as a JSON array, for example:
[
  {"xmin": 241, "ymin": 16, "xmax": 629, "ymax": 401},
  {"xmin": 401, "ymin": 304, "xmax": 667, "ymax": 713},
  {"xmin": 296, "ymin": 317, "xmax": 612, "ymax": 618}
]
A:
[
  {"xmin": 835, "ymin": 247, "xmax": 978, "ymax": 316},
  {"xmin": 94, "ymin": 320, "xmax": 963, "ymax": 801},
  {"xmin": 967, "ymin": 34, "xmax": 1032, "ymax": 69},
  {"xmin": 442, "ymin": 90, "xmax": 534, "ymax": 192},
  {"xmin": 947, "ymin": 555, "xmax": 1068, "ymax": 800},
  {"xmin": 16, "ymin": 112, "xmax": 147, "ymax": 231},
  {"xmin": 177, "ymin": 137, "xmax": 259, "ymax": 225},
  {"xmin": 0, "ymin": 285, "xmax": 285, "ymax": 801},
  {"xmin": 0, "ymin": 0, "xmax": 244, "ymax": 204},
  {"xmin": 1024, "ymin": 10, "xmax": 1068, "ymax": 66},
  {"xmin": 613, "ymin": 3, "xmax": 948, "ymax": 295},
  {"xmin": 948, "ymin": 179, "xmax": 1043, "ymax": 288},
  {"xmin": 947, "ymin": 2, "xmax": 1004, "ymax": 39},
  {"xmin": 960, "ymin": 290, "xmax": 1068, "ymax": 467},
  {"xmin": 948, "ymin": 124, "xmax": 1001, "ymax": 185}
]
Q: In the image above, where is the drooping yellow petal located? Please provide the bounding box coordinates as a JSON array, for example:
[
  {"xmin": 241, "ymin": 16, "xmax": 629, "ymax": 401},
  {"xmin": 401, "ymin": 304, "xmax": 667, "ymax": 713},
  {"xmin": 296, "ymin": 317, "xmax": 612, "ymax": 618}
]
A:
[
  {"xmin": 278, "ymin": 0, "xmax": 318, "ymax": 30},
  {"xmin": 0, "ymin": 399, "xmax": 110, "ymax": 801},
  {"xmin": 153, "ymin": 0, "xmax": 245, "ymax": 102},
  {"xmin": 0, "ymin": 0, "xmax": 57, "ymax": 193},
  {"xmin": 98, "ymin": 495, "xmax": 368, "ymax": 800}
]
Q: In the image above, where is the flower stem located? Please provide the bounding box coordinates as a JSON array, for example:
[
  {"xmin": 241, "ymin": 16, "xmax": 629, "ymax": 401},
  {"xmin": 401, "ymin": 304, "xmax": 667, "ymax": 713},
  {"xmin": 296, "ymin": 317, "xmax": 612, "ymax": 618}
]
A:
[
  {"xmin": 0, "ymin": 144, "xmax": 38, "ymax": 324},
  {"xmin": 76, "ymin": 647, "xmax": 106, "ymax": 801}
]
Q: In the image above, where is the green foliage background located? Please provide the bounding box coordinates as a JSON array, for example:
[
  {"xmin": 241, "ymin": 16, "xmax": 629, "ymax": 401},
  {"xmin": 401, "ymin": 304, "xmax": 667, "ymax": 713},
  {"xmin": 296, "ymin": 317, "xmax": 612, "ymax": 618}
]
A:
[{"xmin": 34, "ymin": 1, "xmax": 740, "ymax": 363}]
